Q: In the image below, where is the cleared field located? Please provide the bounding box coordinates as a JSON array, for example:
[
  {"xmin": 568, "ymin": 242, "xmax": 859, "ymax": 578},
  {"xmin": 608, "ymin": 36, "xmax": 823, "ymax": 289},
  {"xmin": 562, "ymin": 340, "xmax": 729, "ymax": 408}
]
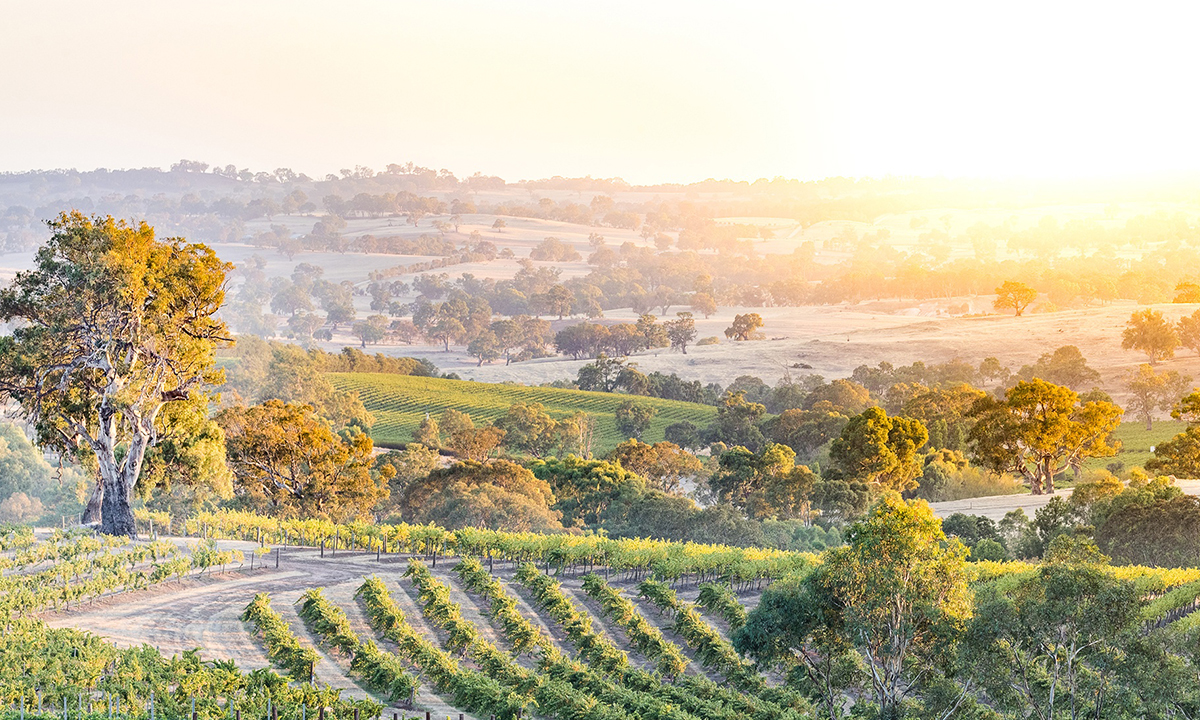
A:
[
  {"xmin": 329, "ymin": 372, "xmax": 718, "ymax": 452},
  {"xmin": 1101, "ymin": 420, "xmax": 1188, "ymax": 470}
]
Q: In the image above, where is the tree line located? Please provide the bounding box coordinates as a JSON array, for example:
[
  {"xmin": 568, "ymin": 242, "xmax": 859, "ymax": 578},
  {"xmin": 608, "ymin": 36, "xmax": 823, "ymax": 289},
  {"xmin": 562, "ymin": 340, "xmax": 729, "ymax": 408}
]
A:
[{"xmin": 3, "ymin": 214, "xmax": 1199, "ymax": 579}]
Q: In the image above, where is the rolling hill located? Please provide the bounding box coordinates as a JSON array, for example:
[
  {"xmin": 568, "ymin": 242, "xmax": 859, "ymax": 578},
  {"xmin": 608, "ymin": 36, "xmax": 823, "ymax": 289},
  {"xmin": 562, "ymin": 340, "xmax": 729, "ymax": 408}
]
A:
[{"xmin": 328, "ymin": 372, "xmax": 718, "ymax": 452}]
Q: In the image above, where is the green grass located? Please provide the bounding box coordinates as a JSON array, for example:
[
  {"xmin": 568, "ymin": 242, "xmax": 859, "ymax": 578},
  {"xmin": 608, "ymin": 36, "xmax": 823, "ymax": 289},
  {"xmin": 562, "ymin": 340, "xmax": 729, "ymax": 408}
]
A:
[
  {"xmin": 1083, "ymin": 420, "xmax": 1187, "ymax": 473},
  {"xmin": 328, "ymin": 372, "xmax": 718, "ymax": 453}
]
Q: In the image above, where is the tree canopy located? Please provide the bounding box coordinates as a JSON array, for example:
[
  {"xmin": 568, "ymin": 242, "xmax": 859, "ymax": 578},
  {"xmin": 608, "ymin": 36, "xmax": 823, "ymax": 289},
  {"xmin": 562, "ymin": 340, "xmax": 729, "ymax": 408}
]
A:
[
  {"xmin": 968, "ymin": 379, "xmax": 1122, "ymax": 494},
  {"xmin": 218, "ymin": 400, "xmax": 386, "ymax": 521},
  {"xmin": 829, "ymin": 407, "xmax": 928, "ymax": 493},
  {"xmin": 401, "ymin": 459, "xmax": 562, "ymax": 533},
  {"xmin": 1122, "ymin": 308, "xmax": 1179, "ymax": 364},
  {"xmin": 735, "ymin": 497, "xmax": 971, "ymax": 718}
]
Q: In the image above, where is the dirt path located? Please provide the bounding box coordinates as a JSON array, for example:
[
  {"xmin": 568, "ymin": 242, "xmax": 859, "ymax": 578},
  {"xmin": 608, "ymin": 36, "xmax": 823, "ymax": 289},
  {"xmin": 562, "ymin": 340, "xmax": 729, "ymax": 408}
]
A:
[
  {"xmin": 41, "ymin": 544, "xmax": 479, "ymax": 718},
  {"xmin": 929, "ymin": 479, "xmax": 1200, "ymax": 521}
]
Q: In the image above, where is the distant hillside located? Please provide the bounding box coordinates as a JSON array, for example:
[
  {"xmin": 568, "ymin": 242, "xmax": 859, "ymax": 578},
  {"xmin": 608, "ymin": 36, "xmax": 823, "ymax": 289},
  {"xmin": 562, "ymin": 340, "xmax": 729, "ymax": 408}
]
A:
[{"xmin": 328, "ymin": 372, "xmax": 717, "ymax": 452}]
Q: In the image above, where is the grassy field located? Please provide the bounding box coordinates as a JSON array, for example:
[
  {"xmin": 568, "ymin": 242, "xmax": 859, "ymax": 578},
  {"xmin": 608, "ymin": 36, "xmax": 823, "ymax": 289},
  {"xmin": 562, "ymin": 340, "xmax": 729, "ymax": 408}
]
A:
[
  {"xmin": 328, "ymin": 372, "xmax": 718, "ymax": 452},
  {"xmin": 1082, "ymin": 420, "xmax": 1187, "ymax": 472}
]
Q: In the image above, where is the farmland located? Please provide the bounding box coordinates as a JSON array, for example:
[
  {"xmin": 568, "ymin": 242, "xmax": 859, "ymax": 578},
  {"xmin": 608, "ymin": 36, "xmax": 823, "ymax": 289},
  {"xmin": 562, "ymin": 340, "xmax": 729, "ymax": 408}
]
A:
[
  {"xmin": 15, "ymin": 510, "xmax": 1200, "ymax": 720},
  {"xmin": 328, "ymin": 373, "xmax": 717, "ymax": 452}
]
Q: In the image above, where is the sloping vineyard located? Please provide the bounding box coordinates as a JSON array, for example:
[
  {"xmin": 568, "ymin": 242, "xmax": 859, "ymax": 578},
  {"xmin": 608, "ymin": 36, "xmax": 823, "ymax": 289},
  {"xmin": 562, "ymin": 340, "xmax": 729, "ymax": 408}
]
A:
[
  {"xmin": 327, "ymin": 372, "xmax": 717, "ymax": 452},
  {"xmin": 7, "ymin": 509, "xmax": 1200, "ymax": 720},
  {"xmin": 187, "ymin": 509, "xmax": 814, "ymax": 584},
  {"xmin": 0, "ymin": 532, "xmax": 378, "ymax": 718}
]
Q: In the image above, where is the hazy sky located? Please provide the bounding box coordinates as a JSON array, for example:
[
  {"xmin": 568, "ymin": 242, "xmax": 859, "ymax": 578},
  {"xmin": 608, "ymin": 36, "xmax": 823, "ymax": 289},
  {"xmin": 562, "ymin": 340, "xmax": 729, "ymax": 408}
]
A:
[{"xmin": 4, "ymin": 1, "xmax": 1199, "ymax": 183}]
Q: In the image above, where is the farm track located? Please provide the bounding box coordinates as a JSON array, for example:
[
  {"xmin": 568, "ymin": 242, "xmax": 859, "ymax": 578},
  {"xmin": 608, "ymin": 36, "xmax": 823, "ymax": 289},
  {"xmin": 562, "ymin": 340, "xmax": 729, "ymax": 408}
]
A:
[
  {"xmin": 41, "ymin": 543, "xmax": 477, "ymax": 719},
  {"xmin": 32, "ymin": 536, "xmax": 811, "ymax": 717}
]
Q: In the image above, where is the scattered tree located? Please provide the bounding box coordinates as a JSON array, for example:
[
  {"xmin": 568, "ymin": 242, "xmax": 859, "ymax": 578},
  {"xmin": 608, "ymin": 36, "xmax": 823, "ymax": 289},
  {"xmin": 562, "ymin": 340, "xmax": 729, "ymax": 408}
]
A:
[
  {"xmin": 615, "ymin": 400, "xmax": 657, "ymax": 440},
  {"xmin": 1122, "ymin": 308, "xmax": 1179, "ymax": 364},
  {"xmin": 968, "ymin": 379, "xmax": 1123, "ymax": 494},
  {"xmin": 608, "ymin": 439, "xmax": 701, "ymax": 494},
  {"xmin": 829, "ymin": 407, "xmax": 928, "ymax": 493},
  {"xmin": 690, "ymin": 292, "xmax": 717, "ymax": 319},
  {"xmin": 724, "ymin": 313, "xmax": 764, "ymax": 341},
  {"xmin": 993, "ymin": 280, "xmax": 1038, "ymax": 316},
  {"xmin": 402, "ymin": 459, "xmax": 562, "ymax": 532},
  {"xmin": 734, "ymin": 497, "xmax": 971, "ymax": 718},
  {"xmin": 664, "ymin": 312, "xmax": 697, "ymax": 354},
  {"xmin": 1124, "ymin": 363, "xmax": 1192, "ymax": 430},
  {"xmin": 494, "ymin": 402, "xmax": 558, "ymax": 457},
  {"xmin": 1016, "ymin": 345, "xmax": 1099, "ymax": 390},
  {"xmin": 1177, "ymin": 308, "xmax": 1200, "ymax": 356},
  {"xmin": 219, "ymin": 400, "xmax": 387, "ymax": 521}
]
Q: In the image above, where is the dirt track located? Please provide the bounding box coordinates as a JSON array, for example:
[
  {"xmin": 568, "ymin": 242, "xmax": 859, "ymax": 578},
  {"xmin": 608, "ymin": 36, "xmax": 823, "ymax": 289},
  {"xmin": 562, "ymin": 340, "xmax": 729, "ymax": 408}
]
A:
[
  {"xmin": 41, "ymin": 543, "xmax": 475, "ymax": 719},
  {"xmin": 37, "ymin": 541, "xmax": 743, "ymax": 719},
  {"xmin": 928, "ymin": 479, "xmax": 1200, "ymax": 521}
]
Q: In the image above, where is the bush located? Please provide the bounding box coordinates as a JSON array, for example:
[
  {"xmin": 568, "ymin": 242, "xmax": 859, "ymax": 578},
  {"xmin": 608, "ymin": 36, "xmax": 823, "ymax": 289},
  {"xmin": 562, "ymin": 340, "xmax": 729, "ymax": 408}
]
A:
[
  {"xmin": 697, "ymin": 336, "xmax": 720, "ymax": 346},
  {"xmin": 908, "ymin": 464, "xmax": 1023, "ymax": 502},
  {"xmin": 1095, "ymin": 495, "xmax": 1200, "ymax": 567},
  {"xmin": 971, "ymin": 538, "xmax": 1008, "ymax": 561}
]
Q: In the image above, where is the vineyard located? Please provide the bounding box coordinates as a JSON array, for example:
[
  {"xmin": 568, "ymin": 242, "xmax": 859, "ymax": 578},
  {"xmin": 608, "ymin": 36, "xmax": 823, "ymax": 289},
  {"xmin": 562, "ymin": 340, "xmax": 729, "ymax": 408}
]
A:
[
  {"xmin": 326, "ymin": 373, "xmax": 717, "ymax": 452},
  {"xmin": 5, "ymin": 511, "xmax": 1200, "ymax": 720}
]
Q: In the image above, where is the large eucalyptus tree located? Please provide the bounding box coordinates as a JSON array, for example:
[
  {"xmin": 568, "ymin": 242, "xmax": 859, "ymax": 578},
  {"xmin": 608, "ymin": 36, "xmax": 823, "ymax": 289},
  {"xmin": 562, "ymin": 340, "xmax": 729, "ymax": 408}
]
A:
[{"xmin": 0, "ymin": 212, "xmax": 231, "ymax": 536}]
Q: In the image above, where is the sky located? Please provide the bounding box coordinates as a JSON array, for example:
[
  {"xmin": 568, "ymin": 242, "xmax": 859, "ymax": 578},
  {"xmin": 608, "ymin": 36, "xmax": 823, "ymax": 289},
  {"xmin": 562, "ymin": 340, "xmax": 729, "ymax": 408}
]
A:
[{"xmin": 3, "ymin": 1, "xmax": 1200, "ymax": 184}]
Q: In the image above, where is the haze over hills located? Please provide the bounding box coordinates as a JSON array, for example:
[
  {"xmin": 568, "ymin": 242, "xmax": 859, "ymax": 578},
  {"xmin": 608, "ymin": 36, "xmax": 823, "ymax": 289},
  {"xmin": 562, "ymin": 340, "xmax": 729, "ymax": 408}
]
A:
[{"xmin": 3, "ymin": 163, "xmax": 1199, "ymax": 413}]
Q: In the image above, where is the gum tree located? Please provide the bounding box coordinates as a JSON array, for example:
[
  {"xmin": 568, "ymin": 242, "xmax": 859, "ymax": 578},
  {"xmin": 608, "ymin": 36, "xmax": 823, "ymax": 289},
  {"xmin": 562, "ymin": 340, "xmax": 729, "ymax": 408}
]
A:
[
  {"xmin": 0, "ymin": 212, "xmax": 230, "ymax": 536},
  {"xmin": 967, "ymin": 379, "xmax": 1122, "ymax": 495}
]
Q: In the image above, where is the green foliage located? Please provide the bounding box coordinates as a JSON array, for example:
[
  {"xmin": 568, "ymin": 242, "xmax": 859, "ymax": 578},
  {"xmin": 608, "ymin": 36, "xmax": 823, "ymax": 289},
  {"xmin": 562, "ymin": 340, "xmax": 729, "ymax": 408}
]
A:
[
  {"xmin": 355, "ymin": 577, "xmax": 529, "ymax": 720},
  {"xmin": 607, "ymin": 439, "xmax": 701, "ymax": 494},
  {"xmin": 297, "ymin": 587, "xmax": 420, "ymax": 701},
  {"xmin": 1123, "ymin": 307, "xmax": 1180, "ymax": 364},
  {"xmin": 528, "ymin": 455, "xmax": 644, "ymax": 529},
  {"xmin": 0, "ymin": 424, "xmax": 55, "ymax": 503},
  {"xmin": 191, "ymin": 508, "xmax": 815, "ymax": 583},
  {"xmin": 1096, "ymin": 494, "xmax": 1200, "ymax": 567},
  {"xmin": 637, "ymin": 578, "xmax": 762, "ymax": 690},
  {"xmin": 247, "ymin": 344, "xmax": 374, "ymax": 430},
  {"xmin": 581, "ymin": 573, "xmax": 689, "ymax": 677},
  {"xmin": 494, "ymin": 401, "xmax": 559, "ymax": 457},
  {"xmin": 516, "ymin": 563, "xmax": 630, "ymax": 675},
  {"xmin": 0, "ymin": 617, "xmax": 378, "ymax": 717},
  {"xmin": 738, "ymin": 498, "xmax": 972, "ymax": 717},
  {"xmin": 241, "ymin": 593, "xmax": 321, "ymax": 681},
  {"xmin": 696, "ymin": 582, "xmax": 749, "ymax": 631},
  {"xmin": 219, "ymin": 400, "xmax": 386, "ymax": 521},
  {"xmin": 968, "ymin": 378, "xmax": 1123, "ymax": 494},
  {"xmin": 0, "ymin": 212, "xmax": 230, "ymax": 536},
  {"xmin": 614, "ymin": 400, "xmax": 657, "ymax": 441},
  {"xmin": 1146, "ymin": 424, "xmax": 1200, "ymax": 476},
  {"xmin": 908, "ymin": 450, "xmax": 1023, "ymax": 502},
  {"xmin": 708, "ymin": 443, "xmax": 818, "ymax": 520},
  {"xmin": 454, "ymin": 557, "xmax": 553, "ymax": 657},
  {"xmin": 401, "ymin": 459, "xmax": 563, "ymax": 533},
  {"xmin": 965, "ymin": 560, "xmax": 1143, "ymax": 718},
  {"xmin": 1095, "ymin": 419, "xmax": 1186, "ymax": 472},
  {"xmin": 708, "ymin": 391, "xmax": 766, "ymax": 450},
  {"xmin": 763, "ymin": 408, "xmax": 848, "ymax": 460},
  {"xmin": 1015, "ymin": 344, "xmax": 1100, "ymax": 390},
  {"xmin": 724, "ymin": 313, "xmax": 764, "ymax": 341},
  {"xmin": 829, "ymin": 406, "xmax": 928, "ymax": 492}
]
